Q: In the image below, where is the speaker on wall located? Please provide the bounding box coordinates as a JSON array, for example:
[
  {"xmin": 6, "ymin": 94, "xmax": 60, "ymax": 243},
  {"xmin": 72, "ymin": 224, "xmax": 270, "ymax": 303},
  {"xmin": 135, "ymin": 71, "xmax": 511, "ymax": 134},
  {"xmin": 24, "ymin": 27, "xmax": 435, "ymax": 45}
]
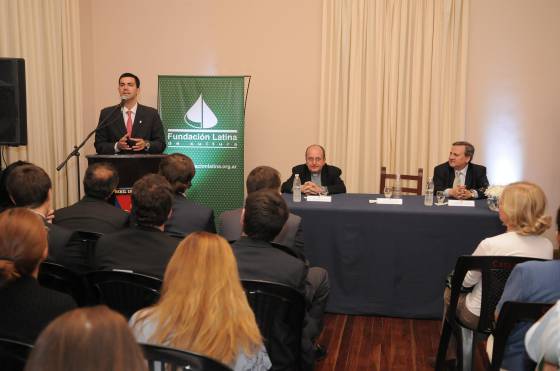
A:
[{"xmin": 0, "ymin": 58, "xmax": 27, "ymax": 146}]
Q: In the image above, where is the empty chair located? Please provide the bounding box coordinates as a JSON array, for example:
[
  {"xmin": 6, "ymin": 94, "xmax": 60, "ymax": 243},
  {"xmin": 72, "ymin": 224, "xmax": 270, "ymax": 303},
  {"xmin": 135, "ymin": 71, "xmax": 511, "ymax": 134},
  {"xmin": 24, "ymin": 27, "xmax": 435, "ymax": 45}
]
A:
[
  {"xmin": 379, "ymin": 166, "xmax": 423, "ymax": 195},
  {"xmin": 0, "ymin": 338, "xmax": 33, "ymax": 371},
  {"xmin": 86, "ymin": 270, "xmax": 162, "ymax": 319},
  {"xmin": 141, "ymin": 343, "xmax": 233, "ymax": 371},
  {"xmin": 242, "ymin": 279, "xmax": 306, "ymax": 371},
  {"xmin": 38, "ymin": 261, "xmax": 90, "ymax": 306},
  {"xmin": 435, "ymin": 255, "xmax": 545, "ymax": 371}
]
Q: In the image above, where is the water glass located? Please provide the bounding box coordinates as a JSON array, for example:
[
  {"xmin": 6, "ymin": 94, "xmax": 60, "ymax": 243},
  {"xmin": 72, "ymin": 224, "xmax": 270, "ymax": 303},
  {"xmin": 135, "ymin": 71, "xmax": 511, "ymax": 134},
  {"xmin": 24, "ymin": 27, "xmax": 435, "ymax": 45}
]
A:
[
  {"xmin": 384, "ymin": 186, "xmax": 393, "ymax": 198},
  {"xmin": 436, "ymin": 191, "xmax": 445, "ymax": 204}
]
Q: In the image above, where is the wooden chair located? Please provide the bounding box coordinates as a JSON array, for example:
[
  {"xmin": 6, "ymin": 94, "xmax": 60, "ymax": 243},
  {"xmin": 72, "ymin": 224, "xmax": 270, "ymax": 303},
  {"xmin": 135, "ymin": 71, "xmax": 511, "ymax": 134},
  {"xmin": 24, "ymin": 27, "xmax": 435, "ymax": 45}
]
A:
[
  {"xmin": 487, "ymin": 301, "xmax": 553, "ymax": 371},
  {"xmin": 435, "ymin": 256, "xmax": 546, "ymax": 371},
  {"xmin": 379, "ymin": 167, "xmax": 424, "ymax": 195},
  {"xmin": 242, "ymin": 279, "xmax": 305, "ymax": 371},
  {"xmin": 140, "ymin": 343, "xmax": 232, "ymax": 371},
  {"xmin": 0, "ymin": 338, "xmax": 33, "ymax": 371}
]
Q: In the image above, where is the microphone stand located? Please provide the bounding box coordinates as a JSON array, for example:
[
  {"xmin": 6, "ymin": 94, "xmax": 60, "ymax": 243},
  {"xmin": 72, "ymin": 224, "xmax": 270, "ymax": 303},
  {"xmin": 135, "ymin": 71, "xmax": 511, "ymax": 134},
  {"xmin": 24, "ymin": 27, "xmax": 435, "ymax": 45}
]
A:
[{"xmin": 57, "ymin": 100, "xmax": 125, "ymax": 200}]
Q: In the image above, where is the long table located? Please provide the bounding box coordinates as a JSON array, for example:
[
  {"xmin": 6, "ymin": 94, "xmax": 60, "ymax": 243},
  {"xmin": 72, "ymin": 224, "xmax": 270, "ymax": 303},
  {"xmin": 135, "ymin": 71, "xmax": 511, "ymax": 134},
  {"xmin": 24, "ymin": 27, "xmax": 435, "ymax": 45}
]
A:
[{"xmin": 284, "ymin": 194, "xmax": 505, "ymax": 319}]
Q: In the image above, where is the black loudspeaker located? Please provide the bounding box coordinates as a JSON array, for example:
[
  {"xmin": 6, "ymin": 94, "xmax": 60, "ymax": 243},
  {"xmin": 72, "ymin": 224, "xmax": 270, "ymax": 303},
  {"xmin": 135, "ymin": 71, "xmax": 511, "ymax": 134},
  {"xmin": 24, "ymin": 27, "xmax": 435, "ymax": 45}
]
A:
[{"xmin": 0, "ymin": 58, "xmax": 27, "ymax": 146}]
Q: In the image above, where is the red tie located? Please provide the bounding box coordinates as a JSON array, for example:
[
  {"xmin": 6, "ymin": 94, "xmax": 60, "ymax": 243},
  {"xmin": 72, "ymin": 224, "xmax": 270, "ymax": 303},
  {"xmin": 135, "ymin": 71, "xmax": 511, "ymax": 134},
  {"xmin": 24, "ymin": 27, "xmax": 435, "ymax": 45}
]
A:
[{"xmin": 126, "ymin": 110, "xmax": 132, "ymax": 136}]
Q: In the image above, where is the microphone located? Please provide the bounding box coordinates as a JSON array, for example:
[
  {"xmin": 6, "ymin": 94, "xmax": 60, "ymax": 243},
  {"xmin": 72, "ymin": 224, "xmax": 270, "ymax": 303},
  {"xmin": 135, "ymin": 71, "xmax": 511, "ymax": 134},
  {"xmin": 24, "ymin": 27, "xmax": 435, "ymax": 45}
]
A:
[{"xmin": 118, "ymin": 96, "xmax": 128, "ymax": 107}]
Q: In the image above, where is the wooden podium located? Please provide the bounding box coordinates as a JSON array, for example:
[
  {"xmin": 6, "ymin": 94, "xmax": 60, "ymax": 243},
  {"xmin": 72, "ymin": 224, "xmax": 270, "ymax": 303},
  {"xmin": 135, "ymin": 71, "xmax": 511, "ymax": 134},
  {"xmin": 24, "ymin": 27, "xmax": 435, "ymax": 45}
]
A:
[{"xmin": 86, "ymin": 154, "xmax": 167, "ymax": 211}]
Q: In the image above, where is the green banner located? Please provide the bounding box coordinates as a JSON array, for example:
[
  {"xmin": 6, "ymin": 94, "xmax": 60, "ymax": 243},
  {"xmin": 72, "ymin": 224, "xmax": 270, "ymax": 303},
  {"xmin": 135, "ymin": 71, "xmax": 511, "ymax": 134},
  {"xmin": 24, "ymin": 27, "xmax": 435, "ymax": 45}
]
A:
[{"xmin": 158, "ymin": 76, "xmax": 245, "ymax": 219}]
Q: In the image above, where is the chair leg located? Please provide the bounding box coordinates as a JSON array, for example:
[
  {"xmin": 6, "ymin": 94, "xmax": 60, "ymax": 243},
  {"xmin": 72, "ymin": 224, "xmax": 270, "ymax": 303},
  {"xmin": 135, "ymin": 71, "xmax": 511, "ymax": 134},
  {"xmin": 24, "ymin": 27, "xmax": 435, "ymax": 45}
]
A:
[
  {"xmin": 435, "ymin": 320, "xmax": 452, "ymax": 371},
  {"xmin": 459, "ymin": 327, "xmax": 474, "ymax": 371}
]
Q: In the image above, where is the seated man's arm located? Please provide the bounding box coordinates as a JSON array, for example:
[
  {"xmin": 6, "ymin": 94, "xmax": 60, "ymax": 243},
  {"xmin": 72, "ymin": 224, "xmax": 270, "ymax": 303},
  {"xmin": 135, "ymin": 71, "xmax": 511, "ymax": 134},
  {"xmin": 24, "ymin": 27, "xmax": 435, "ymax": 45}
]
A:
[
  {"xmin": 281, "ymin": 173, "xmax": 296, "ymax": 194},
  {"xmin": 326, "ymin": 166, "xmax": 346, "ymax": 194}
]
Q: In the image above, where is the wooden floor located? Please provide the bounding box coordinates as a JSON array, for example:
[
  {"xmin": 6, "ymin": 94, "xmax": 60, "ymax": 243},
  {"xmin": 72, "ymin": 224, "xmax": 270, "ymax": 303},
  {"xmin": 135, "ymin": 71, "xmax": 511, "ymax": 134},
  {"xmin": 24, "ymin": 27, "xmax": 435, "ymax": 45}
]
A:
[{"xmin": 314, "ymin": 313, "xmax": 442, "ymax": 371}]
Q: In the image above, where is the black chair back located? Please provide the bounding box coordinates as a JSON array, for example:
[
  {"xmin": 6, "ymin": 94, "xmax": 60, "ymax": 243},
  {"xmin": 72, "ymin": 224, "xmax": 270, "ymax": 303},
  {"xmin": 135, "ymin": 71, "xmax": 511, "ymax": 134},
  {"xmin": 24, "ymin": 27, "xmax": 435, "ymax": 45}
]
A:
[
  {"xmin": 435, "ymin": 255, "xmax": 546, "ymax": 371},
  {"xmin": 489, "ymin": 301, "xmax": 553, "ymax": 371},
  {"xmin": 60, "ymin": 230, "xmax": 103, "ymax": 273},
  {"xmin": 38, "ymin": 261, "xmax": 90, "ymax": 306},
  {"xmin": 86, "ymin": 270, "xmax": 162, "ymax": 319},
  {"xmin": 0, "ymin": 338, "xmax": 33, "ymax": 371},
  {"xmin": 140, "ymin": 343, "xmax": 232, "ymax": 371},
  {"xmin": 241, "ymin": 279, "xmax": 305, "ymax": 371}
]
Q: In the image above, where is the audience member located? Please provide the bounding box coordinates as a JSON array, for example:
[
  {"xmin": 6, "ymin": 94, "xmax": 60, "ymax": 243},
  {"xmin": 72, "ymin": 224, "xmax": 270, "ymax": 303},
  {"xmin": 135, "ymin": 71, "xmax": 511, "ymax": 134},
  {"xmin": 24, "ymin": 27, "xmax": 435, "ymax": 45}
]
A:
[
  {"xmin": 0, "ymin": 208, "xmax": 76, "ymax": 343},
  {"xmin": 94, "ymin": 174, "xmax": 179, "ymax": 277},
  {"xmin": 6, "ymin": 164, "xmax": 73, "ymax": 260},
  {"xmin": 158, "ymin": 153, "xmax": 216, "ymax": 237},
  {"xmin": 232, "ymin": 190, "xmax": 329, "ymax": 370},
  {"xmin": 24, "ymin": 305, "xmax": 147, "ymax": 371},
  {"xmin": 54, "ymin": 162, "xmax": 128, "ymax": 234},
  {"xmin": 130, "ymin": 232, "xmax": 271, "ymax": 370},
  {"xmin": 490, "ymin": 206, "xmax": 560, "ymax": 370},
  {"xmin": 220, "ymin": 166, "xmax": 304, "ymax": 255},
  {"xmin": 281, "ymin": 144, "xmax": 346, "ymax": 195},
  {"xmin": 433, "ymin": 141, "xmax": 489, "ymax": 199},
  {"xmin": 525, "ymin": 300, "xmax": 560, "ymax": 370},
  {"xmin": 0, "ymin": 160, "xmax": 30, "ymax": 212}
]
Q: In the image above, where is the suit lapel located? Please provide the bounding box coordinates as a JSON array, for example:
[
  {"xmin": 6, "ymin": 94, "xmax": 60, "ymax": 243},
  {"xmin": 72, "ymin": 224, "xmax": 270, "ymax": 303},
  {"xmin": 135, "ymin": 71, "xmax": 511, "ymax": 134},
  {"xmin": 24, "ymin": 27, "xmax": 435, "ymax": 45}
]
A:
[
  {"xmin": 465, "ymin": 163, "xmax": 473, "ymax": 188},
  {"xmin": 131, "ymin": 105, "xmax": 143, "ymax": 137}
]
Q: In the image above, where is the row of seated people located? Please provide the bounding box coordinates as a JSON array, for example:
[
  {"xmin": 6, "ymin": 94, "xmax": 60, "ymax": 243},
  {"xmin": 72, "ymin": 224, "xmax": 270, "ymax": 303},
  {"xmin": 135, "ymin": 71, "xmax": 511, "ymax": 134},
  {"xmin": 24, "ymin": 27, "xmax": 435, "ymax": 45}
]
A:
[
  {"xmin": 437, "ymin": 181, "xmax": 560, "ymax": 371},
  {"xmin": 0, "ymin": 162, "xmax": 329, "ymax": 371}
]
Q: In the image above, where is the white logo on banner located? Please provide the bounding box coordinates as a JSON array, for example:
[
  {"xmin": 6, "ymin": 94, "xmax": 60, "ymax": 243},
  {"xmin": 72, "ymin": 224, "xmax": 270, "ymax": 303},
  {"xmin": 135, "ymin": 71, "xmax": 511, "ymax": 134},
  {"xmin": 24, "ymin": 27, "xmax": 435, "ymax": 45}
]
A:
[{"xmin": 184, "ymin": 94, "xmax": 218, "ymax": 129}]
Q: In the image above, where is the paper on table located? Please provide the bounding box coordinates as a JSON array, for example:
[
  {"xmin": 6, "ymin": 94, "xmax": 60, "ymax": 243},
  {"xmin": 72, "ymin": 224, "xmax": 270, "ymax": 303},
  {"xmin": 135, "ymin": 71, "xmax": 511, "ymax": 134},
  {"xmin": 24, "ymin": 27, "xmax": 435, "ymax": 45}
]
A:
[
  {"xmin": 448, "ymin": 199, "xmax": 475, "ymax": 207},
  {"xmin": 375, "ymin": 198, "xmax": 403, "ymax": 205},
  {"xmin": 306, "ymin": 195, "xmax": 332, "ymax": 202}
]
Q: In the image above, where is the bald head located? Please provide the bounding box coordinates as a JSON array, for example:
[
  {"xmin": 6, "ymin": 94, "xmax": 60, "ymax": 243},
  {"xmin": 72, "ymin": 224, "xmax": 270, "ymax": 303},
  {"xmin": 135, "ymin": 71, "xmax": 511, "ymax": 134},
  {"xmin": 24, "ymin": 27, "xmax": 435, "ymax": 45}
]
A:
[{"xmin": 305, "ymin": 144, "xmax": 326, "ymax": 174}]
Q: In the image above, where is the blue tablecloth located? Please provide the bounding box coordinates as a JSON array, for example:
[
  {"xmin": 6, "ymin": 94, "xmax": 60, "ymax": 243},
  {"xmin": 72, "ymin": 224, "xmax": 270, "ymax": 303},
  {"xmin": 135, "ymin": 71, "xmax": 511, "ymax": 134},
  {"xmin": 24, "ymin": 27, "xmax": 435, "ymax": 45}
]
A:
[{"xmin": 284, "ymin": 194, "xmax": 505, "ymax": 318}]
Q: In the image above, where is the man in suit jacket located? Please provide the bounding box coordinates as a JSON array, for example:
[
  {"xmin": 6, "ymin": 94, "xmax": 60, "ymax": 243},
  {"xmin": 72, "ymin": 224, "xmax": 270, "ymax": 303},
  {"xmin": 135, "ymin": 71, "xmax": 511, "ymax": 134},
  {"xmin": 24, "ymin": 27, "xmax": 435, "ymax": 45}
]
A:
[
  {"xmin": 433, "ymin": 141, "xmax": 489, "ymax": 199},
  {"xmin": 94, "ymin": 72, "xmax": 165, "ymax": 154},
  {"xmin": 281, "ymin": 144, "xmax": 346, "ymax": 195},
  {"xmin": 95, "ymin": 174, "xmax": 179, "ymax": 278},
  {"xmin": 220, "ymin": 166, "xmax": 304, "ymax": 257},
  {"xmin": 232, "ymin": 190, "xmax": 329, "ymax": 370},
  {"xmin": 158, "ymin": 153, "xmax": 216, "ymax": 237},
  {"xmin": 6, "ymin": 164, "xmax": 73, "ymax": 261},
  {"xmin": 54, "ymin": 162, "xmax": 129, "ymax": 234}
]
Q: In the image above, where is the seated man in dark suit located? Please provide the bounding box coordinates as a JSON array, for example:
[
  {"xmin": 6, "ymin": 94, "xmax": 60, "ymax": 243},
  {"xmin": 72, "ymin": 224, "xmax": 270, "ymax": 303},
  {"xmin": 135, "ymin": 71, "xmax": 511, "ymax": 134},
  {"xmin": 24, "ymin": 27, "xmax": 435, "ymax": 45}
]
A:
[
  {"xmin": 6, "ymin": 164, "xmax": 73, "ymax": 261},
  {"xmin": 281, "ymin": 144, "xmax": 346, "ymax": 195},
  {"xmin": 158, "ymin": 153, "xmax": 216, "ymax": 237},
  {"xmin": 94, "ymin": 72, "xmax": 165, "ymax": 154},
  {"xmin": 94, "ymin": 174, "xmax": 179, "ymax": 278},
  {"xmin": 220, "ymin": 166, "xmax": 304, "ymax": 255},
  {"xmin": 433, "ymin": 141, "xmax": 489, "ymax": 199},
  {"xmin": 54, "ymin": 162, "xmax": 129, "ymax": 234},
  {"xmin": 232, "ymin": 190, "xmax": 329, "ymax": 370}
]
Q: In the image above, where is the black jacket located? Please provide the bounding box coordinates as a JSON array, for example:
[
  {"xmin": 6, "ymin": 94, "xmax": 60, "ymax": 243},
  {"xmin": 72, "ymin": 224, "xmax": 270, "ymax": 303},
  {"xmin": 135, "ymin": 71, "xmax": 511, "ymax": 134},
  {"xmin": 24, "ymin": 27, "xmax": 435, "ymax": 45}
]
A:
[
  {"xmin": 433, "ymin": 162, "xmax": 489, "ymax": 199},
  {"xmin": 281, "ymin": 163, "xmax": 346, "ymax": 194}
]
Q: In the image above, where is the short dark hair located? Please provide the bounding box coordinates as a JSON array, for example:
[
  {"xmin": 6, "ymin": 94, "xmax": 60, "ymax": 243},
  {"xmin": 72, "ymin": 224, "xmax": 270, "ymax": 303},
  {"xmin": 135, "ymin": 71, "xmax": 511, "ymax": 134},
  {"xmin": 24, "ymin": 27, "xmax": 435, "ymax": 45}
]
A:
[
  {"xmin": 452, "ymin": 141, "xmax": 475, "ymax": 160},
  {"xmin": 0, "ymin": 160, "xmax": 30, "ymax": 210},
  {"xmin": 158, "ymin": 153, "xmax": 195, "ymax": 194},
  {"xmin": 83, "ymin": 163, "xmax": 119, "ymax": 200},
  {"xmin": 246, "ymin": 166, "xmax": 281, "ymax": 194},
  {"xmin": 119, "ymin": 72, "xmax": 140, "ymax": 88},
  {"xmin": 6, "ymin": 164, "xmax": 51, "ymax": 208},
  {"xmin": 131, "ymin": 174, "xmax": 173, "ymax": 227},
  {"xmin": 243, "ymin": 189, "xmax": 289, "ymax": 241}
]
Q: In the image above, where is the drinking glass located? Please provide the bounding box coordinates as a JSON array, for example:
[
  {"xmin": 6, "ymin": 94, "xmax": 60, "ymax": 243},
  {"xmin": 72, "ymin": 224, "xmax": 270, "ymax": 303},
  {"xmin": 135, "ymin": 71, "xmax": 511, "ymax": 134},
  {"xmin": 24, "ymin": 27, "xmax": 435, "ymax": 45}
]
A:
[
  {"xmin": 436, "ymin": 191, "xmax": 445, "ymax": 204},
  {"xmin": 384, "ymin": 186, "xmax": 393, "ymax": 198}
]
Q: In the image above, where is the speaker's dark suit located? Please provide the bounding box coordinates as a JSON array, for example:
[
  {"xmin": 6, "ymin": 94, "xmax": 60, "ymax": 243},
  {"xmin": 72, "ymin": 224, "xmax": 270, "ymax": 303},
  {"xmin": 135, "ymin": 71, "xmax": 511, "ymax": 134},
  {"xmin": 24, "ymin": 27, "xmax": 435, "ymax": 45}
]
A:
[
  {"xmin": 94, "ymin": 225, "xmax": 179, "ymax": 278},
  {"xmin": 219, "ymin": 208, "xmax": 304, "ymax": 256},
  {"xmin": 94, "ymin": 104, "xmax": 166, "ymax": 154},
  {"xmin": 281, "ymin": 163, "xmax": 346, "ymax": 195},
  {"xmin": 433, "ymin": 162, "xmax": 489, "ymax": 199},
  {"xmin": 164, "ymin": 195, "xmax": 216, "ymax": 238},
  {"xmin": 54, "ymin": 196, "xmax": 129, "ymax": 234}
]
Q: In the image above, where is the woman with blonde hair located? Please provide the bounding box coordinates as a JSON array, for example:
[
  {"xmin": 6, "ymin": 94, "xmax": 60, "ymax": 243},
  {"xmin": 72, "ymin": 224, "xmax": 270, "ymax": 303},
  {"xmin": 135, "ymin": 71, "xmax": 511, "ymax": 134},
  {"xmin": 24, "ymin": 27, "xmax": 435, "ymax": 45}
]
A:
[
  {"xmin": 130, "ymin": 232, "xmax": 271, "ymax": 370},
  {"xmin": 0, "ymin": 208, "xmax": 76, "ymax": 343},
  {"xmin": 453, "ymin": 181, "xmax": 553, "ymax": 328},
  {"xmin": 24, "ymin": 306, "xmax": 147, "ymax": 371}
]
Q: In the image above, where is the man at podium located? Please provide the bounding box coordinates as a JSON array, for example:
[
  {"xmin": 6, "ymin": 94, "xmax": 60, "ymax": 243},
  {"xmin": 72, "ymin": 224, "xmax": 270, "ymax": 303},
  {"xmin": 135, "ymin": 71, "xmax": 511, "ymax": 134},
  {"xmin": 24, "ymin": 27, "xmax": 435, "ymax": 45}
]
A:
[{"xmin": 94, "ymin": 72, "xmax": 166, "ymax": 155}]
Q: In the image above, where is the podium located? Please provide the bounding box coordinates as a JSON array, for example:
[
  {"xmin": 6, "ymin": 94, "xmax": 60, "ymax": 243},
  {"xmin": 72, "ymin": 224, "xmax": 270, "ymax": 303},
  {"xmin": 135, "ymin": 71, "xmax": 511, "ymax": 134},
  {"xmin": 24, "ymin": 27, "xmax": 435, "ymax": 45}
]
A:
[{"xmin": 86, "ymin": 154, "xmax": 167, "ymax": 211}]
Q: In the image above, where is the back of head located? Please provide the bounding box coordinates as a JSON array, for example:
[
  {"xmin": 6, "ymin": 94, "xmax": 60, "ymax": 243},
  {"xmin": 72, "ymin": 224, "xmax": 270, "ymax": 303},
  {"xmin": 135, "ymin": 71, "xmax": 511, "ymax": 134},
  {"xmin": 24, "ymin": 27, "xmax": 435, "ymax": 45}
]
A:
[
  {"xmin": 83, "ymin": 162, "xmax": 119, "ymax": 200},
  {"xmin": 6, "ymin": 164, "xmax": 51, "ymax": 208},
  {"xmin": 136, "ymin": 232, "xmax": 262, "ymax": 365},
  {"xmin": 0, "ymin": 160, "xmax": 30, "ymax": 209},
  {"xmin": 246, "ymin": 166, "xmax": 281, "ymax": 194},
  {"xmin": 243, "ymin": 189, "xmax": 289, "ymax": 241},
  {"xmin": 25, "ymin": 305, "xmax": 147, "ymax": 371},
  {"xmin": 500, "ymin": 181, "xmax": 551, "ymax": 236},
  {"xmin": 158, "ymin": 153, "xmax": 195, "ymax": 194},
  {"xmin": 0, "ymin": 208, "xmax": 47, "ymax": 288},
  {"xmin": 131, "ymin": 174, "xmax": 173, "ymax": 227}
]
